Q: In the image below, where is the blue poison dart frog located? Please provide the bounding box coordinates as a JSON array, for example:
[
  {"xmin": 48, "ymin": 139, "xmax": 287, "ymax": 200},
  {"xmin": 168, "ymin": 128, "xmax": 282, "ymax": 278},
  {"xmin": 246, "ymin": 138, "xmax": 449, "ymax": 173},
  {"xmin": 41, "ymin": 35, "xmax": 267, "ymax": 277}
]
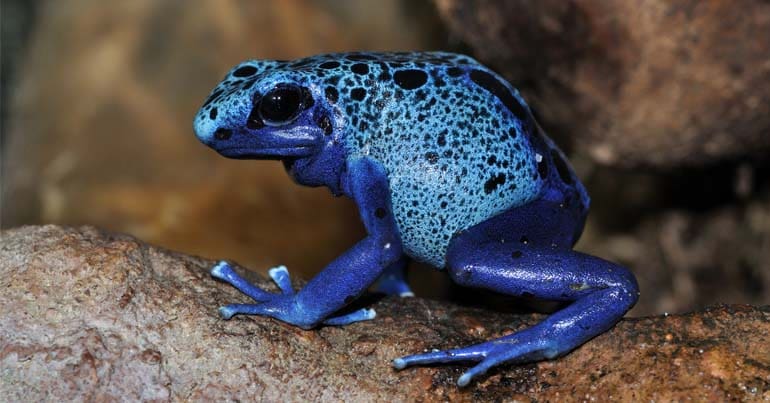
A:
[{"xmin": 193, "ymin": 52, "xmax": 639, "ymax": 387}]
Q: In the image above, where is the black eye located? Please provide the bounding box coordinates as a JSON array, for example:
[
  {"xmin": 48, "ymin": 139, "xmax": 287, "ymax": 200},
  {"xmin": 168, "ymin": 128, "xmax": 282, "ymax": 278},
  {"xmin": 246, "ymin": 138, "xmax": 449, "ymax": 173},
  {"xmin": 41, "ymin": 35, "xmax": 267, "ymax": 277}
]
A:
[{"xmin": 258, "ymin": 85, "xmax": 303, "ymax": 125}]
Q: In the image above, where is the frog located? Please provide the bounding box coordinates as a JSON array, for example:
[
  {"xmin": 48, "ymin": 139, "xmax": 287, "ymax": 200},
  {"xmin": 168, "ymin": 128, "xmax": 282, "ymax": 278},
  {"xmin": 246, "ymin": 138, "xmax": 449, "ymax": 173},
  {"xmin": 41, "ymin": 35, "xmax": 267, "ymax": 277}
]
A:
[{"xmin": 193, "ymin": 51, "xmax": 639, "ymax": 387}]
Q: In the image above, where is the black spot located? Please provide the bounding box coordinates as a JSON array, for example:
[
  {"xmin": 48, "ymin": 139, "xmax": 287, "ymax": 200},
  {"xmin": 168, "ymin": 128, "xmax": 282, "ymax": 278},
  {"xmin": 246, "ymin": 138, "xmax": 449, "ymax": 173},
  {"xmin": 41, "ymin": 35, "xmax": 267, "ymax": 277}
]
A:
[
  {"xmin": 325, "ymin": 87, "xmax": 338, "ymax": 103},
  {"xmin": 437, "ymin": 132, "xmax": 446, "ymax": 146},
  {"xmin": 508, "ymin": 127, "xmax": 518, "ymax": 139},
  {"xmin": 326, "ymin": 75, "xmax": 341, "ymax": 86},
  {"xmin": 209, "ymin": 107, "xmax": 218, "ymax": 120},
  {"xmin": 512, "ymin": 250, "xmax": 523, "ymax": 258},
  {"xmin": 519, "ymin": 236, "xmax": 529, "ymax": 244},
  {"xmin": 469, "ymin": 69, "xmax": 529, "ymax": 122},
  {"xmin": 394, "ymin": 69, "xmax": 428, "ymax": 90},
  {"xmin": 242, "ymin": 78, "xmax": 257, "ymax": 90},
  {"xmin": 318, "ymin": 115, "xmax": 332, "ymax": 135},
  {"xmin": 447, "ymin": 67, "xmax": 463, "ymax": 77},
  {"xmin": 351, "ymin": 63, "xmax": 369, "ymax": 75},
  {"xmin": 433, "ymin": 74, "xmax": 446, "ymax": 87},
  {"xmin": 232, "ymin": 65, "xmax": 257, "ymax": 77},
  {"xmin": 214, "ymin": 128, "xmax": 232, "ymax": 140},
  {"xmin": 374, "ymin": 208, "xmax": 387, "ymax": 219},
  {"xmin": 550, "ymin": 149, "xmax": 574, "ymax": 184},
  {"xmin": 487, "ymin": 155, "xmax": 497, "ymax": 166},
  {"xmin": 350, "ymin": 88, "xmax": 366, "ymax": 101},
  {"xmin": 202, "ymin": 89, "xmax": 223, "ymax": 107},
  {"xmin": 319, "ymin": 61, "xmax": 340, "ymax": 69},
  {"xmin": 483, "ymin": 173, "xmax": 506, "ymax": 194},
  {"xmin": 425, "ymin": 151, "xmax": 439, "ymax": 164}
]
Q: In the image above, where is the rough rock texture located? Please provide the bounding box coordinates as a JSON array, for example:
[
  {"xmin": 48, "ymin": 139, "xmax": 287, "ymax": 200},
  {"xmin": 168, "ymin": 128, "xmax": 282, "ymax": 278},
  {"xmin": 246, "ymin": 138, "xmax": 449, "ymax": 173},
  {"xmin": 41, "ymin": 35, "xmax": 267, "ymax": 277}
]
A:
[
  {"xmin": 434, "ymin": 0, "xmax": 770, "ymax": 169},
  {"xmin": 2, "ymin": 226, "xmax": 768, "ymax": 401}
]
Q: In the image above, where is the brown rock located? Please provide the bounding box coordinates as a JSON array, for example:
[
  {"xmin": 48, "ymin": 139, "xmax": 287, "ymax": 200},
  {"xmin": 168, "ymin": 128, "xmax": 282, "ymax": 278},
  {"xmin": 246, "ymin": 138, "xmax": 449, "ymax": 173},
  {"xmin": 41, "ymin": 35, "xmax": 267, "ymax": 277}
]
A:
[
  {"xmin": 434, "ymin": 0, "xmax": 770, "ymax": 168},
  {"xmin": 1, "ymin": 225, "xmax": 768, "ymax": 400}
]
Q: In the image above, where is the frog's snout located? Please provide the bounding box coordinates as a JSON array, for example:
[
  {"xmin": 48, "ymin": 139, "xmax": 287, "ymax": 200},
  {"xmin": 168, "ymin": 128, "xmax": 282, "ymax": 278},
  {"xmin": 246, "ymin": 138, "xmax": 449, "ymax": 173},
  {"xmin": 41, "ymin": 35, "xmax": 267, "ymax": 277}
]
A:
[{"xmin": 194, "ymin": 106, "xmax": 232, "ymax": 147}]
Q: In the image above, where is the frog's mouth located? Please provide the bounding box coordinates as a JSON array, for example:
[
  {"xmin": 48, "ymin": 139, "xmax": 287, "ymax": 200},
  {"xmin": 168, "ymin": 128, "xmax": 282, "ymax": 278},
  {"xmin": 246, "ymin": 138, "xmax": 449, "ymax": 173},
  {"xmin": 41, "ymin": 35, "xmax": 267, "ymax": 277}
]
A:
[{"xmin": 218, "ymin": 146, "xmax": 316, "ymax": 160}]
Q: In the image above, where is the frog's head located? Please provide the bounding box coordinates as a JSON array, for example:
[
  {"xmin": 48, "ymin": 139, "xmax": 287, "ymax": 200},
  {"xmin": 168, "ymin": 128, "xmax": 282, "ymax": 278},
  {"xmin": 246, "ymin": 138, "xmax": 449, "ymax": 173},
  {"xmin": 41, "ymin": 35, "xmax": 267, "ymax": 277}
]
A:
[{"xmin": 194, "ymin": 60, "xmax": 332, "ymax": 160}]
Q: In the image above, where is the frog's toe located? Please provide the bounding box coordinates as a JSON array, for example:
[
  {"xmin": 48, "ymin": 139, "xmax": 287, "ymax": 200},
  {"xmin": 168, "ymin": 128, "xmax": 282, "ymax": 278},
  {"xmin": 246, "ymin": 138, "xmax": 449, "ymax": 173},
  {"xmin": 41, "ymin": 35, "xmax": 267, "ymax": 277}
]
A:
[
  {"xmin": 394, "ymin": 333, "xmax": 556, "ymax": 387},
  {"xmin": 210, "ymin": 260, "xmax": 234, "ymax": 281},
  {"xmin": 218, "ymin": 303, "xmax": 265, "ymax": 320},
  {"xmin": 323, "ymin": 308, "xmax": 376, "ymax": 326},
  {"xmin": 268, "ymin": 265, "xmax": 295, "ymax": 295},
  {"xmin": 393, "ymin": 346, "xmax": 485, "ymax": 369},
  {"xmin": 209, "ymin": 261, "xmax": 275, "ymax": 302}
]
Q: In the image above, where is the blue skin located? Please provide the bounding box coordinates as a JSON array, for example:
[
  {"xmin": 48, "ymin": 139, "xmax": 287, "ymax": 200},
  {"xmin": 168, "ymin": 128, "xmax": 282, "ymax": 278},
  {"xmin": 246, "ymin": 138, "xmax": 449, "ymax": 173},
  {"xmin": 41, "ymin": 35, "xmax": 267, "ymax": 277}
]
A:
[{"xmin": 193, "ymin": 52, "xmax": 639, "ymax": 387}]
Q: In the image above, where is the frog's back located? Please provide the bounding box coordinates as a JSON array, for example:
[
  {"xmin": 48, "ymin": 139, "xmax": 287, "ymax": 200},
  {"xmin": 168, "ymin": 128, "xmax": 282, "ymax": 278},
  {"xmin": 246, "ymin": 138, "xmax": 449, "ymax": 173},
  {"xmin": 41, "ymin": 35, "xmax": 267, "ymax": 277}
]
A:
[{"xmin": 288, "ymin": 52, "xmax": 584, "ymax": 267}]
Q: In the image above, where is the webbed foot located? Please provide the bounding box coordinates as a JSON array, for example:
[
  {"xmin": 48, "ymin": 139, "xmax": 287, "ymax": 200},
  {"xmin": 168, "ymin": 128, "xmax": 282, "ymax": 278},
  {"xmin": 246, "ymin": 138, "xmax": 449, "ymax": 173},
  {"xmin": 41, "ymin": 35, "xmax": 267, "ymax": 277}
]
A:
[
  {"xmin": 394, "ymin": 326, "xmax": 556, "ymax": 387},
  {"xmin": 211, "ymin": 261, "xmax": 376, "ymax": 327}
]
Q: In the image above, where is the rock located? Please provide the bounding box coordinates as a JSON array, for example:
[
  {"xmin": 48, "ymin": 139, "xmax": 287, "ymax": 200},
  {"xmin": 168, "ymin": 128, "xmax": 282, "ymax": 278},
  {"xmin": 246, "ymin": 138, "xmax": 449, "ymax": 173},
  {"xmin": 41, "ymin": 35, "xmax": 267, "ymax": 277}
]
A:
[
  {"xmin": 434, "ymin": 0, "xmax": 770, "ymax": 169},
  {"xmin": 1, "ymin": 225, "xmax": 768, "ymax": 400}
]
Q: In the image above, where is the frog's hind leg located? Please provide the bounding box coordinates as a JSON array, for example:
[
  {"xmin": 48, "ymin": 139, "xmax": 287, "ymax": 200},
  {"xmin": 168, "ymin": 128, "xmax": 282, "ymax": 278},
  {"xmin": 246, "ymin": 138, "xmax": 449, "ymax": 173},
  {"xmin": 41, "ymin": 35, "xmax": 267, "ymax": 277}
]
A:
[
  {"xmin": 371, "ymin": 256, "xmax": 413, "ymax": 297},
  {"xmin": 393, "ymin": 199, "xmax": 639, "ymax": 387}
]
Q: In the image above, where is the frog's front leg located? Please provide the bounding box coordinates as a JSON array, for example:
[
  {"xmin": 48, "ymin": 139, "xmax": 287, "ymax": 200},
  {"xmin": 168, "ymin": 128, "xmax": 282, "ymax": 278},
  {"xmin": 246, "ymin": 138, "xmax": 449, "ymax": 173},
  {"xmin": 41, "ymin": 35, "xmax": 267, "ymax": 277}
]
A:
[
  {"xmin": 393, "ymin": 204, "xmax": 639, "ymax": 387},
  {"xmin": 211, "ymin": 157, "xmax": 403, "ymax": 329}
]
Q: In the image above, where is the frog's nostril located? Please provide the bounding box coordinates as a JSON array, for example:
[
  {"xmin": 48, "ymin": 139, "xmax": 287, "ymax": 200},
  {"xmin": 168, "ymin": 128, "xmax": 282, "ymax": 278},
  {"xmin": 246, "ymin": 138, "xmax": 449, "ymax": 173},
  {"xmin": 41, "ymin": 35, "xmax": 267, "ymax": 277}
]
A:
[{"xmin": 214, "ymin": 128, "xmax": 233, "ymax": 140}]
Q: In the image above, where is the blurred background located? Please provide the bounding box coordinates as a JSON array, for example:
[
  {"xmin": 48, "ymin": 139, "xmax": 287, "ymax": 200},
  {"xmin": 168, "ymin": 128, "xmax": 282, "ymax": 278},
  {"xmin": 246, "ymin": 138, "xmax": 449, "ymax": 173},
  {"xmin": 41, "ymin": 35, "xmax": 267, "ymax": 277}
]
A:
[{"xmin": 2, "ymin": 0, "xmax": 769, "ymax": 316}]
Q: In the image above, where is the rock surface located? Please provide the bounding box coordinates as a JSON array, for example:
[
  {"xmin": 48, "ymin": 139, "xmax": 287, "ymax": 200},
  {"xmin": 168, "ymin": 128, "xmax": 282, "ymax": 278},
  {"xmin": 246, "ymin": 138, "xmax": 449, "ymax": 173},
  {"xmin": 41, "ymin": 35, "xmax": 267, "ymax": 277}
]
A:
[
  {"xmin": 435, "ymin": 0, "xmax": 770, "ymax": 169},
  {"xmin": 1, "ymin": 225, "xmax": 768, "ymax": 401}
]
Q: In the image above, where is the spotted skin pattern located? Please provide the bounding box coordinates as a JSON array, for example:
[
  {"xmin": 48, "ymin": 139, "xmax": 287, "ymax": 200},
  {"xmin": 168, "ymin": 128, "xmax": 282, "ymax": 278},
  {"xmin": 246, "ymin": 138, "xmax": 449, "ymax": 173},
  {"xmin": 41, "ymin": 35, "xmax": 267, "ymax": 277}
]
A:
[{"xmin": 193, "ymin": 52, "xmax": 637, "ymax": 387}]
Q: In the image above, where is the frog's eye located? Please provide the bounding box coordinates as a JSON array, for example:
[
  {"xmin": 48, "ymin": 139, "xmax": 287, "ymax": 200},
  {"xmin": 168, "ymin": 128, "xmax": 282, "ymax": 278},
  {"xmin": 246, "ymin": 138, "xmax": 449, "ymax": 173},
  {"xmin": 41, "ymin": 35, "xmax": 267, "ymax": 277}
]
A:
[{"xmin": 258, "ymin": 85, "xmax": 303, "ymax": 125}]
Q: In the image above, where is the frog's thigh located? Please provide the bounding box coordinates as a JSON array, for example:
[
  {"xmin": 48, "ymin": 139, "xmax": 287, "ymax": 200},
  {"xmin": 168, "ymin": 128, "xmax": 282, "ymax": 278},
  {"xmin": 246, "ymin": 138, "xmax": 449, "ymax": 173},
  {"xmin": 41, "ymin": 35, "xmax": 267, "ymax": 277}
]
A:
[
  {"xmin": 445, "ymin": 199, "xmax": 639, "ymax": 350},
  {"xmin": 453, "ymin": 197, "xmax": 586, "ymax": 251}
]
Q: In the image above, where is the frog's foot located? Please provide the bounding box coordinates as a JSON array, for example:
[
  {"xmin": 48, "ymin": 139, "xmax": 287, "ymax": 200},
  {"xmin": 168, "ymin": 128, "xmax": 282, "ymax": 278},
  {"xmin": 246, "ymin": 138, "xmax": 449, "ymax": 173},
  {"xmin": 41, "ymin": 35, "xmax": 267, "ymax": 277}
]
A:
[
  {"xmin": 371, "ymin": 257, "xmax": 414, "ymax": 297},
  {"xmin": 210, "ymin": 261, "xmax": 376, "ymax": 327},
  {"xmin": 393, "ymin": 327, "xmax": 556, "ymax": 387}
]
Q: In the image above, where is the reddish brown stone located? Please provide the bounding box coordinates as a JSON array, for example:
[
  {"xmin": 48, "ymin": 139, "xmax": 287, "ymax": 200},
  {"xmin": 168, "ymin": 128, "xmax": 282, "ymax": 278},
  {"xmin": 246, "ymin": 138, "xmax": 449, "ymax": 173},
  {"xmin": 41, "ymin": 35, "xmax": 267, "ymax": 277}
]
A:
[{"xmin": 1, "ymin": 225, "xmax": 767, "ymax": 400}]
